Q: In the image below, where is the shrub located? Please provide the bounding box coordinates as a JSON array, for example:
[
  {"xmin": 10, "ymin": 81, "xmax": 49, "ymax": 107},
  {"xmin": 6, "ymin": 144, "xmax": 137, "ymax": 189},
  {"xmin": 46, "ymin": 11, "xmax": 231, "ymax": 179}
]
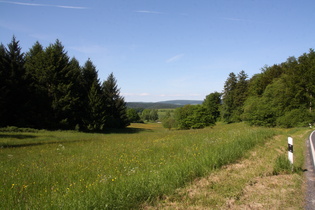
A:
[
  {"xmin": 127, "ymin": 108, "xmax": 141, "ymax": 123},
  {"xmin": 273, "ymin": 155, "xmax": 293, "ymax": 175},
  {"xmin": 174, "ymin": 105, "xmax": 215, "ymax": 130},
  {"xmin": 162, "ymin": 117, "xmax": 176, "ymax": 130},
  {"xmin": 0, "ymin": 126, "xmax": 39, "ymax": 132},
  {"xmin": 276, "ymin": 108, "xmax": 315, "ymax": 128}
]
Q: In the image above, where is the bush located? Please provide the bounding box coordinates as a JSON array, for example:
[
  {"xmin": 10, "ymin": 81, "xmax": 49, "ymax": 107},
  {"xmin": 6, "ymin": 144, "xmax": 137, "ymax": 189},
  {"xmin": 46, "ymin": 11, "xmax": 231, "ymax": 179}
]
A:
[
  {"xmin": 162, "ymin": 117, "xmax": 176, "ymax": 130},
  {"xmin": 276, "ymin": 109, "xmax": 315, "ymax": 128},
  {"xmin": 272, "ymin": 155, "xmax": 301, "ymax": 175},
  {"xmin": 174, "ymin": 105, "xmax": 215, "ymax": 130},
  {"xmin": 127, "ymin": 108, "xmax": 141, "ymax": 123},
  {"xmin": 191, "ymin": 123, "xmax": 206, "ymax": 129}
]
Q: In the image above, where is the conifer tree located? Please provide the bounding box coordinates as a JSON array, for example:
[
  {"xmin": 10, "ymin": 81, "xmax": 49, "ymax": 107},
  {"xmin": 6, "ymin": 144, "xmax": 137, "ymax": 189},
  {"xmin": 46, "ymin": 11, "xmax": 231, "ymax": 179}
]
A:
[
  {"xmin": 67, "ymin": 57, "xmax": 85, "ymax": 128},
  {"xmin": 1, "ymin": 37, "xmax": 27, "ymax": 126},
  {"xmin": 232, "ymin": 70, "xmax": 248, "ymax": 121},
  {"xmin": 86, "ymin": 81, "xmax": 106, "ymax": 131},
  {"xmin": 221, "ymin": 71, "xmax": 248, "ymax": 123},
  {"xmin": 102, "ymin": 73, "xmax": 129, "ymax": 128},
  {"xmin": 81, "ymin": 59, "xmax": 99, "ymax": 91},
  {"xmin": 0, "ymin": 37, "xmax": 132, "ymax": 130},
  {"xmin": 81, "ymin": 59, "xmax": 101, "ymax": 130},
  {"xmin": 41, "ymin": 40, "xmax": 80, "ymax": 128},
  {"xmin": 24, "ymin": 41, "xmax": 51, "ymax": 128},
  {"xmin": 0, "ymin": 43, "xmax": 7, "ymax": 127},
  {"xmin": 221, "ymin": 72, "xmax": 237, "ymax": 123}
]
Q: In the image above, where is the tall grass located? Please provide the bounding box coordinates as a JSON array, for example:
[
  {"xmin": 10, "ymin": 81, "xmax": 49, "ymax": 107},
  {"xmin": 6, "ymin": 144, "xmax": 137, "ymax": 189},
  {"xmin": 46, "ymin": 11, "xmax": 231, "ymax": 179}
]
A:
[{"xmin": 0, "ymin": 123, "xmax": 275, "ymax": 209}]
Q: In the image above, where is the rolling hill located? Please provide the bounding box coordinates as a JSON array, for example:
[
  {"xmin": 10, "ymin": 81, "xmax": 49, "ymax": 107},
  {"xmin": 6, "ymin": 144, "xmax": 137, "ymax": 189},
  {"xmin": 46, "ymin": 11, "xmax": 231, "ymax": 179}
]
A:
[{"xmin": 126, "ymin": 100, "xmax": 203, "ymax": 109}]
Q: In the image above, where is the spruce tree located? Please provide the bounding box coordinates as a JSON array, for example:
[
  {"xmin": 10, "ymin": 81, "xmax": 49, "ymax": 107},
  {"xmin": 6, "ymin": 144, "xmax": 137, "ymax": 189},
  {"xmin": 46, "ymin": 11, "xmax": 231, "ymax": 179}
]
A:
[
  {"xmin": 67, "ymin": 57, "xmax": 85, "ymax": 128},
  {"xmin": 81, "ymin": 59, "xmax": 99, "ymax": 91},
  {"xmin": 81, "ymin": 59, "xmax": 101, "ymax": 130},
  {"xmin": 221, "ymin": 72, "xmax": 237, "ymax": 123},
  {"xmin": 41, "ymin": 40, "xmax": 79, "ymax": 129},
  {"xmin": 1, "ymin": 37, "xmax": 28, "ymax": 126},
  {"xmin": 0, "ymin": 43, "xmax": 7, "ymax": 127},
  {"xmin": 102, "ymin": 73, "xmax": 129, "ymax": 128},
  {"xmin": 24, "ymin": 41, "xmax": 52, "ymax": 128},
  {"xmin": 86, "ymin": 81, "xmax": 106, "ymax": 131},
  {"xmin": 232, "ymin": 70, "xmax": 248, "ymax": 122}
]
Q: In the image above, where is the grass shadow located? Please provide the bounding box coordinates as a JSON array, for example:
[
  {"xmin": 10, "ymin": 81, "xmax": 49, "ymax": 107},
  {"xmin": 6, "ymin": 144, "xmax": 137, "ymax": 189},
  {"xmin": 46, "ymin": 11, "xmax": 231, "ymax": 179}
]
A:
[
  {"xmin": 0, "ymin": 127, "xmax": 153, "ymax": 148},
  {"xmin": 104, "ymin": 127, "xmax": 153, "ymax": 134},
  {"xmin": 1, "ymin": 139, "xmax": 95, "ymax": 148},
  {"xmin": 82, "ymin": 127, "xmax": 153, "ymax": 134},
  {"xmin": 1, "ymin": 142, "xmax": 46, "ymax": 148},
  {"xmin": 0, "ymin": 134, "xmax": 38, "ymax": 139}
]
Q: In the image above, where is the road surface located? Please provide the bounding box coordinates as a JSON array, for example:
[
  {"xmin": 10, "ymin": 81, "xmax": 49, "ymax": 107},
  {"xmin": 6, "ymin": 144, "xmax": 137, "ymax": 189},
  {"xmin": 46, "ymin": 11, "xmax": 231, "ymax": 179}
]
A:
[{"xmin": 305, "ymin": 131, "xmax": 315, "ymax": 209}]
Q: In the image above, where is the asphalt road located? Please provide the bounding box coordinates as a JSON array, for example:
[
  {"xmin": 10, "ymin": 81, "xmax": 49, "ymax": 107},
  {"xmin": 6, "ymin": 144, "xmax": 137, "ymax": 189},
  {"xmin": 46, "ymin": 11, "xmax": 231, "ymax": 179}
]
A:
[{"xmin": 305, "ymin": 131, "xmax": 315, "ymax": 209}]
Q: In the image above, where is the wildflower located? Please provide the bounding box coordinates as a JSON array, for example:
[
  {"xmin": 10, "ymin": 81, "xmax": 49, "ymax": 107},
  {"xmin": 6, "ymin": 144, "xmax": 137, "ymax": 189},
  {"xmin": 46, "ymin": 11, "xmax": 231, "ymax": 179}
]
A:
[{"xmin": 57, "ymin": 144, "xmax": 65, "ymax": 151}]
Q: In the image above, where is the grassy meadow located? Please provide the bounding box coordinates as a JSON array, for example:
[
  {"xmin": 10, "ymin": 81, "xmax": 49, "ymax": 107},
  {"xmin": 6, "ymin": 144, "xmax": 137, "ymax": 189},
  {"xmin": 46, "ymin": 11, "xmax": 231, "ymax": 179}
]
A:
[
  {"xmin": 157, "ymin": 109, "xmax": 175, "ymax": 120},
  {"xmin": 0, "ymin": 123, "xmax": 306, "ymax": 209}
]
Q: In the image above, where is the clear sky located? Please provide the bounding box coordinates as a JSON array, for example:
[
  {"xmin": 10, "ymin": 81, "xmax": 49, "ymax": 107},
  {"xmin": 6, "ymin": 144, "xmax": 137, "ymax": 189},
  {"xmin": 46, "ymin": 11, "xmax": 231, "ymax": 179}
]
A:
[{"xmin": 1, "ymin": 0, "xmax": 315, "ymax": 102}]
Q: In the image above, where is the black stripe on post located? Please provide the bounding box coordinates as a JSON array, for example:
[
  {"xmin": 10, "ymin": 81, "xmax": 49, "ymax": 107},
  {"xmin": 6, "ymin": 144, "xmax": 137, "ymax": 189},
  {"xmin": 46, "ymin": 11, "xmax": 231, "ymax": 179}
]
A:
[{"xmin": 288, "ymin": 143, "xmax": 293, "ymax": 153}]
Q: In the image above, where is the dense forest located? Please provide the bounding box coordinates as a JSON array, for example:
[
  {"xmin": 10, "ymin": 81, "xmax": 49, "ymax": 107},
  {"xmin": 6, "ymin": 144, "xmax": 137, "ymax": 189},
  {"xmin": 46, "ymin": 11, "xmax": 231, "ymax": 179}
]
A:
[
  {"xmin": 0, "ymin": 37, "xmax": 129, "ymax": 131},
  {"xmin": 1, "ymin": 36, "xmax": 315, "ymax": 130},
  {"xmin": 161, "ymin": 50, "xmax": 315, "ymax": 129},
  {"xmin": 222, "ymin": 50, "xmax": 315, "ymax": 128}
]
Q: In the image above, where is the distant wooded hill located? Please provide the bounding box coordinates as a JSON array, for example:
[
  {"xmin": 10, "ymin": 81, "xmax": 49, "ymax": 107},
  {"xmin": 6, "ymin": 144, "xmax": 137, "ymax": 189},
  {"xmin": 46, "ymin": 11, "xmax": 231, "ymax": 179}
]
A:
[{"xmin": 126, "ymin": 100, "xmax": 203, "ymax": 109}]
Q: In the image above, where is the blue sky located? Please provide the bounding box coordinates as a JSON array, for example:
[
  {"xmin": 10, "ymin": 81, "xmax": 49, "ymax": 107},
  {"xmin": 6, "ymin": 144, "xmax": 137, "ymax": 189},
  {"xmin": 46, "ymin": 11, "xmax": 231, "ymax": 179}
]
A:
[{"xmin": 1, "ymin": 0, "xmax": 315, "ymax": 102}]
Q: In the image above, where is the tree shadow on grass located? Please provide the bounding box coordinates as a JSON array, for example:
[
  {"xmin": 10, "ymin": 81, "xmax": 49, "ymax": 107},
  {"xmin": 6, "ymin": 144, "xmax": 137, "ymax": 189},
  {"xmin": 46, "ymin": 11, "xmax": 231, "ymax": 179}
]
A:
[
  {"xmin": 0, "ymin": 134, "xmax": 42, "ymax": 148},
  {"xmin": 0, "ymin": 134, "xmax": 38, "ymax": 139},
  {"xmin": 0, "ymin": 127, "xmax": 153, "ymax": 148},
  {"xmin": 102, "ymin": 127, "xmax": 153, "ymax": 134},
  {"xmin": 1, "ymin": 139, "xmax": 87, "ymax": 148},
  {"xmin": 81, "ymin": 125, "xmax": 154, "ymax": 134}
]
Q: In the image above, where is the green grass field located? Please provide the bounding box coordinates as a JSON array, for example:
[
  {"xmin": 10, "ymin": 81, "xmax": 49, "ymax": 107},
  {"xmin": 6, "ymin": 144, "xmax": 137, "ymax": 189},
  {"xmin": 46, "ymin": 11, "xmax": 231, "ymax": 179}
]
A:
[
  {"xmin": 157, "ymin": 109, "xmax": 174, "ymax": 120},
  {"xmin": 0, "ymin": 123, "xmax": 304, "ymax": 209}
]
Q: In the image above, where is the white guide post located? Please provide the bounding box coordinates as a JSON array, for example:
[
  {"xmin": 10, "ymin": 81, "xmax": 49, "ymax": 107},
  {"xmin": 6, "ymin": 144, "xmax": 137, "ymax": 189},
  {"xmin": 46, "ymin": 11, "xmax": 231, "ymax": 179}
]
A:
[{"xmin": 288, "ymin": 137, "xmax": 293, "ymax": 164}]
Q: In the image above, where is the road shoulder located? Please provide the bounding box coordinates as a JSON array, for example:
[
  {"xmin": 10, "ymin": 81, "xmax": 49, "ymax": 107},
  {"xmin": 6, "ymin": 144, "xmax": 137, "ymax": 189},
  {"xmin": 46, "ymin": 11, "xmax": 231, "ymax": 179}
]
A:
[{"xmin": 143, "ymin": 133, "xmax": 305, "ymax": 209}]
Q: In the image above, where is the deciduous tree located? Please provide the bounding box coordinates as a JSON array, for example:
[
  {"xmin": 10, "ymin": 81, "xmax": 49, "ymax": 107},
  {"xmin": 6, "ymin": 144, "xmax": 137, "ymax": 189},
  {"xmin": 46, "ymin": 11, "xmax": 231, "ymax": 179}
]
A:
[
  {"xmin": 203, "ymin": 92, "xmax": 221, "ymax": 121},
  {"xmin": 127, "ymin": 108, "xmax": 141, "ymax": 123}
]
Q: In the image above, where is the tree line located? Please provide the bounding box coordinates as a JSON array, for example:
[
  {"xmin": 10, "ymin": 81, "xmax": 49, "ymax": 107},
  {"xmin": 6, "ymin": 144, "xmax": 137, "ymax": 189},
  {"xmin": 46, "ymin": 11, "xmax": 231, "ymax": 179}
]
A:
[
  {"xmin": 220, "ymin": 50, "xmax": 315, "ymax": 127},
  {"xmin": 240, "ymin": 51, "xmax": 315, "ymax": 127},
  {"xmin": 160, "ymin": 50, "xmax": 315, "ymax": 129},
  {"xmin": 0, "ymin": 37, "xmax": 129, "ymax": 131},
  {"xmin": 2, "ymin": 36, "xmax": 315, "ymax": 130}
]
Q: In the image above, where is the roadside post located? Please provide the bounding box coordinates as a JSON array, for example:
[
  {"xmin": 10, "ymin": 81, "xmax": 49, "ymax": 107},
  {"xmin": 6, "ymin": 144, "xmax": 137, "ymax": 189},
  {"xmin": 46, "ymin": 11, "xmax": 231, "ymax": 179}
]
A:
[
  {"xmin": 288, "ymin": 137, "xmax": 293, "ymax": 165},
  {"xmin": 310, "ymin": 131, "xmax": 315, "ymax": 169}
]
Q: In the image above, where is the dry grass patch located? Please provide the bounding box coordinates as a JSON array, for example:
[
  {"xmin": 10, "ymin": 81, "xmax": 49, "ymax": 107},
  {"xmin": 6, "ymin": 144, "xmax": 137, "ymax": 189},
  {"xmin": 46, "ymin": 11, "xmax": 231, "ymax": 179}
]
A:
[{"xmin": 229, "ymin": 174, "xmax": 300, "ymax": 210}]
